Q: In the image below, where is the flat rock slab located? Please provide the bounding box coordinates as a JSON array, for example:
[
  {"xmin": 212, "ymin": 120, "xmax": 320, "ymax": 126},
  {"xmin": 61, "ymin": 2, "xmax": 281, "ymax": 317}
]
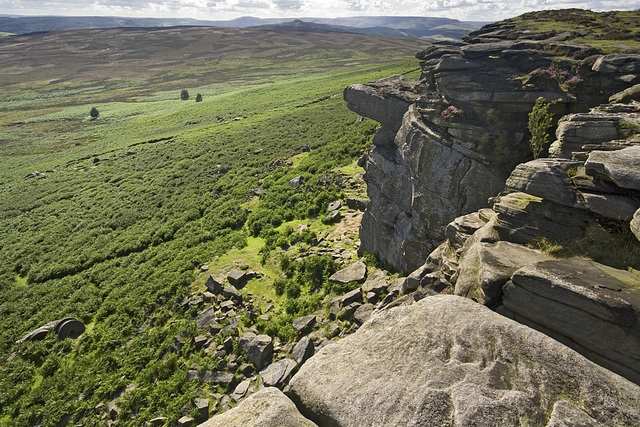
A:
[
  {"xmin": 585, "ymin": 146, "xmax": 640, "ymax": 191},
  {"xmin": 288, "ymin": 295, "xmax": 640, "ymax": 427},
  {"xmin": 329, "ymin": 261, "xmax": 367, "ymax": 284},
  {"xmin": 199, "ymin": 387, "xmax": 317, "ymax": 427},
  {"xmin": 503, "ymin": 258, "xmax": 640, "ymax": 385},
  {"xmin": 292, "ymin": 315, "xmax": 316, "ymax": 334}
]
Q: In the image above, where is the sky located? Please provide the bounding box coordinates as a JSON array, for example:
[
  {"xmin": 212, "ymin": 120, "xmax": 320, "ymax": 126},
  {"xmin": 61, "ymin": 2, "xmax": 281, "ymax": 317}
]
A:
[{"xmin": 0, "ymin": 0, "xmax": 637, "ymax": 22}]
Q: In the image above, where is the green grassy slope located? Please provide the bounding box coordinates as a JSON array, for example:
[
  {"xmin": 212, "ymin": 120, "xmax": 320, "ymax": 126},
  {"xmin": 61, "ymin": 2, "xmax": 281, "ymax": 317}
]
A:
[{"xmin": 0, "ymin": 27, "xmax": 423, "ymax": 425}]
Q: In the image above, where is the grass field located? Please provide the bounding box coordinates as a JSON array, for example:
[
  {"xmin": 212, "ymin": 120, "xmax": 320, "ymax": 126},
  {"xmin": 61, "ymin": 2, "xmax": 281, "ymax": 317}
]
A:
[{"xmin": 0, "ymin": 26, "xmax": 425, "ymax": 425}]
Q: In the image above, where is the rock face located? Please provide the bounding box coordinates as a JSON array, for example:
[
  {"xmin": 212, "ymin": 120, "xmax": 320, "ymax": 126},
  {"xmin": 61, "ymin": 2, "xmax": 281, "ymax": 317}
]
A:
[
  {"xmin": 502, "ymin": 258, "xmax": 640, "ymax": 385},
  {"xmin": 347, "ymin": 29, "xmax": 639, "ymax": 273},
  {"xmin": 288, "ymin": 295, "xmax": 640, "ymax": 427},
  {"xmin": 199, "ymin": 387, "xmax": 317, "ymax": 427}
]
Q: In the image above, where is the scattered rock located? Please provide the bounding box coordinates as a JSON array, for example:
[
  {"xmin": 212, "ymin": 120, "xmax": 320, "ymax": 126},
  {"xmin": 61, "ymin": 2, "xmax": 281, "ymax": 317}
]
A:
[
  {"xmin": 147, "ymin": 417, "xmax": 167, "ymax": 426},
  {"xmin": 222, "ymin": 285, "xmax": 242, "ymax": 302},
  {"xmin": 238, "ymin": 333, "xmax": 273, "ymax": 369},
  {"xmin": 230, "ymin": 379, "xmax": 251, "ymax": 401},
  {"xmin": 329, "ymin": 261, "xmax": 367, "ymax": 284},
  {"xmin": 288, "ymin": 176, "xmax": 303, "ymax": 189},
  {"xmin": 198, "ymin": 387, "xmax": 317, "ymax": 427},
  {"xmin": 177, "ymin": 416, "xmax": 194, "ymax": 426},
  {"xmin": 345, "ymin": 198, "xmax": 368, "ymax": 211},
  {"xmin": 361, "ymin": 269, "xmax": 388, "ymax": 294},
  {"xmin": 186, "ymin": 370, "xmax": 234, "ymax": 385},
  {"xmin": 205, "ymin": 276, "xmax": 223, "ymax": 294},
  {"xmin": 292, "ymin": 315, "xmax": 316, "ymax": 335},
  {"xmin": 194, "ymin": 398, "xmax": 209, "ymax": 422},
  {"xmin": 340, "ymin": 288, "xmax": 363, "ymax": 307},
  {"xmin": 288, "ymin": 295, "xmax": 640, "ymax": 426},
  {"xmin": 227, "ymin": 269, "xmax": 248, "ymax": 288},
  {"xmin": 292, "ymin": 336, "xmax": 315, "ymax": 365},
  {"xmin": 195, "ymin": 307, "xmax": 218, "ymax": 330},
  {"xmin": 260, "ymin": 358, "xmax": 297, "ymax": 387},
  {"xmin": 353, "ymin": 303, "xmax": 374, "ymax": 325}
]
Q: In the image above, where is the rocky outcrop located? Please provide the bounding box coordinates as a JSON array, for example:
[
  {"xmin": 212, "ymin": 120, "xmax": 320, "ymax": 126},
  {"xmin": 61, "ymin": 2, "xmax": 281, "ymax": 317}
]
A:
[
  {"xmin": 288, "ymin": 295, "xmax": 640, "ymax": 426},
  {"xmin": 346, "ymin": 27, "xmax": 640, "ymax": 273},
  {"xmin": 501, "ymin": 258, "xmax": 640, "ymax": 384},
  {"xmin": 198, "ymin": 387, "xmax": 317, "ymax": 427}
]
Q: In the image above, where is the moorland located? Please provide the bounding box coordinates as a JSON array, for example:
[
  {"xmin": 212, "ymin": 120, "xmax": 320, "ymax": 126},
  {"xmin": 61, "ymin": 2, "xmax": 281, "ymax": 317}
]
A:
[{"xmin": 0, "ymin": 26, "xmax": 426, "ymax": 425}]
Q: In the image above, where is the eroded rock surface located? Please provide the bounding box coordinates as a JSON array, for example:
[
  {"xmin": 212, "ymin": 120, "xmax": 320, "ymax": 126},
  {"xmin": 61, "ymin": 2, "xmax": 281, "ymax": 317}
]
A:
[
  {"xmin": 502, "ymin": 258, "xmax": 640, "ymax": 384},
  {"xmin": 199, "ymin": 387, "xmax": 317, "ymax": 427},
  {"xmin": 288, "ymin": 295, "xmax": 640, "ymax": 427}
]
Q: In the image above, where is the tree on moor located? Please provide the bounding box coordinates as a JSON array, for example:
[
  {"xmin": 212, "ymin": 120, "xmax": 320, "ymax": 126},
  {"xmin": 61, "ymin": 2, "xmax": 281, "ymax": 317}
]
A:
[
  {"xmin": 89, "ymin": 107, "xmax": 99, "ymax": 119},
  {"xmin": 195, "ymin": 93, "xmax": 203, "ymax": 102},
  {"xmin": 181, "ymin": 89, "xmax": 190, "ymax": 100}
]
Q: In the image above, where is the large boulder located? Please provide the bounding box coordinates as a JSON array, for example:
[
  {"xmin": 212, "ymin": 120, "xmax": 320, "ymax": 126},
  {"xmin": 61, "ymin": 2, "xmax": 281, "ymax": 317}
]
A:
[
  {"xmin": 288, "ymin": 295, "xmax": 640, "ymax": 426},
  {"xmin": 502, "ymin": 258, "xmax": 640, "ymax": 385},
  {"xmin": 198, "ymin": 387, "xmax": 317, "ymax": 427}
]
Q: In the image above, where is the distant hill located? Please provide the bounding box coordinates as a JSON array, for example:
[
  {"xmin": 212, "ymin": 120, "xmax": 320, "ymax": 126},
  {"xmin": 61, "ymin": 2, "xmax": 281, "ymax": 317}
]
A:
[{"xmin": 0, "ymin": 14, "xmax": 484, "ymax": 40}]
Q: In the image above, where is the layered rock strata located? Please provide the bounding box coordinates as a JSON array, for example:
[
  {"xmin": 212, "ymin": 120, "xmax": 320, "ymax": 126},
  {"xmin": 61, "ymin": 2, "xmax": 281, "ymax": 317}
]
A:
[
  {"xmin": 346, "ymin": 33, "xmax": 639, "ymax": 273},
  {"xmin": 406, "ymin": 94, "xmax": 640, "ymax": 384}
]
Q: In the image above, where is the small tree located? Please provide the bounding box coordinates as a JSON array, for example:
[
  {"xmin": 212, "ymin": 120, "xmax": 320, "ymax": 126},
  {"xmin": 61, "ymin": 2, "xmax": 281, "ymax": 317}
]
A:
[
  {"xmin": 89, "ymin": 107, "xmax": 99, "ymax": 120},
  {"xmin": 180, "ymin": 89, "xmax": 190, "ymax": 101},
  {"xmin": 195, "ymin": 93, "xmax": 203, "ymax": 102},
  {"xmin": 528, "ymin": 97, "xmax": 556, "ymax": 159}
]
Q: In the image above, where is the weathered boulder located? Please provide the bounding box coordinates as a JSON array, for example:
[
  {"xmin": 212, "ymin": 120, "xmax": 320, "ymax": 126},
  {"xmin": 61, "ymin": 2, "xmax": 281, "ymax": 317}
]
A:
[
  {"xmin": 492, "ymin": 192, "xmax": 590, "ymax": 244},
  {"xmin": 205, "ymin": 275, "xmax": 223, "ymax": 294},
  {"xmin": 502, "ymin": 258, "xmax": 640, "ymax": 385},
  {"xmin": 292, "ymin": 315, "xmax": 316, "ymax": 334},
  {"xmin": 198, "ymin": 387, "xmax": 317, "ymax": 427},
  {"xmin": 454, "ymin": 240, "xmax": 552, "ymax": 307},
  {"xmin": 585, "ymin": 146, "xmax": 640, "ymax": 191},
  {"xmin": 227, "ymin": 269, "xmax": 248, "ymax": 288},
  {"xmin": 292, "ymin": 336, "xmax": 314, "ymax": 365},
  {"xmin": 238, "ymin": 333, "xmax": 273, "ymax": 369},
  {"xmin": 194, "ymin": 398, "xmax": 209, "ymax": 422},
  {"xmin": 328, "ymin": 261, "xmax": 367, "ymax": 284},
  {"xmin": 260, "ymin": 358, "xmax": 297, "ymax": 387},
  {"xmin": 288, "ymin": 295, "xmax": 640, "ymax": 426},
  {"xmin": 632, "ymin": 208, "xmax": 640, "ymax": 242},
  {"xmin": 230, "ymin": 379, "xmax": 250, "ymax": 401},
  {"xmin": 222, "ymin": 285, "xmax": 242, "ymax": 302},
  {"xmin": 195, "ymin": 307, "xmax": 218, "ymax": 330},
  {"xmin": 505, "ymin": 158, "xmax": 584, "ymax": 208},
  {"xmin": 361, "ymin": 269, "xmax": 388, "ymax": 294},
  {"xmin": 353, "ymin": 303, "xmax": 374, "ymax": 325},
  {"xmin": 186, "ymin": 370, "xmax": 234, "ymax": 385}
]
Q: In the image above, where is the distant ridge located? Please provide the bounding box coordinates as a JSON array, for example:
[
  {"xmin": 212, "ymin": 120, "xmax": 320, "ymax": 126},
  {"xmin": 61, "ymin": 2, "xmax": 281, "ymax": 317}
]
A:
[{"xmin": 0, "ymin": 15, "xmax": 485, "ymax": 39}]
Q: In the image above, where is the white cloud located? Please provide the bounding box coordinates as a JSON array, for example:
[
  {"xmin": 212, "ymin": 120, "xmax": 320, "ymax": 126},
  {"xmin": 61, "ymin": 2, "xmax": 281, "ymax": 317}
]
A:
[{"xmin": 0, "ymin": 0, "xmax": 637, "ymax": 21}]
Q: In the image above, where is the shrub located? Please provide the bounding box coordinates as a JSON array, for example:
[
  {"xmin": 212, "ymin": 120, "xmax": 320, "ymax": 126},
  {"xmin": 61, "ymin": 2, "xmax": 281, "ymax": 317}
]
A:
[
  {"xmin": 180, "ymin": 89, "xmax": 190, "ymax": 101},
  {"xmin": 528, "ymin": 97, "xmax": 555, "ymax": 159},
  {"xmin": 195, "ymin": 93, "xmax": 203, "ymax": 102},
  {"xmin": 89, "ymin": 107, "xmax": 99, "ymax": 119}
]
